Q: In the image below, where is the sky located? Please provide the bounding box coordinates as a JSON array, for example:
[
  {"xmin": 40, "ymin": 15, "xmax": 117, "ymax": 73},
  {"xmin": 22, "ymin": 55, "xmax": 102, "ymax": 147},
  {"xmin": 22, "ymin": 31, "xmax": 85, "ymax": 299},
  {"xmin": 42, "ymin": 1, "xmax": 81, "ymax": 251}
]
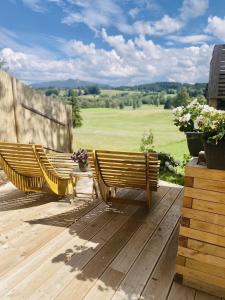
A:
[{"xmin": 0, "ymin": 0, "xmax": 225, "ymax": 85}]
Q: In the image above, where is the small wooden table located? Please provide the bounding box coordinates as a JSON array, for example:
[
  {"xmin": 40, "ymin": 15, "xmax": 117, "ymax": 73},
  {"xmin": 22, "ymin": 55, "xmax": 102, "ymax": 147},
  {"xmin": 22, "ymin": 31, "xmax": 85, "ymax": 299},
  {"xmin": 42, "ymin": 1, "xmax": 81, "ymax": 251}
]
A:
[
  {"xmin": 175, "ymin": 158, "xmax": 225, "ymax": 297},
  {"xmin": 70, "ymin": 167, "xmax": 97, "ymax": 199}
]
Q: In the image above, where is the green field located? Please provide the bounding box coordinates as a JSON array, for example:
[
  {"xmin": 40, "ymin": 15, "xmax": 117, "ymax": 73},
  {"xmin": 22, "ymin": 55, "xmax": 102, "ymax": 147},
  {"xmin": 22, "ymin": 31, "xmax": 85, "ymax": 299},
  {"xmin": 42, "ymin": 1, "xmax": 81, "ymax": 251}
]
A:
[
  {"xmin": 78, "ymin": 88, "xmax": 140, "ymax": 99},
  {"xmin": 74, "ymin": 105, "xmax": 188, "ymax": 162}
]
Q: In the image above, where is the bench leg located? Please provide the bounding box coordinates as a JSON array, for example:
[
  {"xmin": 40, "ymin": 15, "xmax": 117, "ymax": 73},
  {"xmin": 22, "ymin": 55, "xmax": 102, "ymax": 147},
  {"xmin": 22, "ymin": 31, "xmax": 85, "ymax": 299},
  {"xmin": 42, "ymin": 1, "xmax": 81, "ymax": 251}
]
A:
[{"xmin": 147, "ymin": 190, "xmax": 152, "ymax": 209}]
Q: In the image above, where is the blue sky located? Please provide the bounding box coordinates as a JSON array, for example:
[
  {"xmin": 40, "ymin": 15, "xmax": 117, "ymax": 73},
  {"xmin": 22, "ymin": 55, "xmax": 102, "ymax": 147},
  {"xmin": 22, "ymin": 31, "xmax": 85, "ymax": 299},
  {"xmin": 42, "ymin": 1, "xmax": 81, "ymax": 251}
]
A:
[{"xmin": 0, "ymin": 0, "xmax": 224, "ymax": 85}]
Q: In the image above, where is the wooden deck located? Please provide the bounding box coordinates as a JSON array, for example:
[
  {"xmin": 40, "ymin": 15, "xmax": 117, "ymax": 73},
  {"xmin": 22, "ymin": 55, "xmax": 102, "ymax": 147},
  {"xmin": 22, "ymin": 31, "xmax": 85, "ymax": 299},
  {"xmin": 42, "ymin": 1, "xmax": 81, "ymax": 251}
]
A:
[{"xmin": 0, "ymin": 177, "xmax": 222, "ymax": 299}]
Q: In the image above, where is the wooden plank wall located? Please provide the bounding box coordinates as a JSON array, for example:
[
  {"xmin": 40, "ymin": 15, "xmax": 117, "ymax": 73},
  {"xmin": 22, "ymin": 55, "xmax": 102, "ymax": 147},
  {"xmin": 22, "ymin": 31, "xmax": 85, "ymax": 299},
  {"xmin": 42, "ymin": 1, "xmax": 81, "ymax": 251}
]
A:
[
  {"xmin": 0, "ymin": 71, "xmax": 17, "ymax": 143},
  {"xmin": 0, "ymin": 70, "xmax": 73, "ymax": 152},
  {"xmin": 175, "ymin": 159, "xmax": 225, "ymax": 297},
  {"xmin": 208, "ymin": 44, "xmax": 225, "ymax": 108}
]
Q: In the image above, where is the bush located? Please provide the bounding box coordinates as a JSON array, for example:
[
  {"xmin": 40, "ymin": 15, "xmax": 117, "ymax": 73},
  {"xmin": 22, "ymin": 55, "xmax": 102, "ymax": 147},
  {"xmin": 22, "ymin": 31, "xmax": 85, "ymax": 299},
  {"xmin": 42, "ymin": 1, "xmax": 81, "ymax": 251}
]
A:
[
  {"xmin": 158, "ymin": 152, "xmax": 180, "ymax": 173},
  {"xmin": 119, "ymin": 102, "xmax": 124, "ymax": 109},
  {"xmin": 164, "ymin": 99, "xmax": 172, "ymax": 109},
  {"xmin": 140, "ymin": 129, "xmax": 183, "ymax": 185},
  {"xmin": 140, "ymin": 130, "xmax": 155, "ymax": 153}
]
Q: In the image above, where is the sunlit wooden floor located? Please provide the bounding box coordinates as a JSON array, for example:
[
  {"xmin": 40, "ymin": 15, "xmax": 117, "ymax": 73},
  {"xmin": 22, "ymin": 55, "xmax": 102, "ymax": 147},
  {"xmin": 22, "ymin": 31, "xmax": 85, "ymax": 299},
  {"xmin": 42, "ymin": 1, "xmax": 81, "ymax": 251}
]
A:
[{"xmin": 0, "ymin": 177, "xmax": 222, "ymax": 299}]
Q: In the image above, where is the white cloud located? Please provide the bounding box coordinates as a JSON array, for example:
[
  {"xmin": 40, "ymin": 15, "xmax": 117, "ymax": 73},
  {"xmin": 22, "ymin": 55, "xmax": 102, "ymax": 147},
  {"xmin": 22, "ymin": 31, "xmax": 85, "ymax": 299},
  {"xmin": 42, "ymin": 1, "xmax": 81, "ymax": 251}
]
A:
[
  {"xmin": 205, "ymin": 16, "xmax": 225, "ymax": 42},
  {"xmin": 168, "ymin": 34, "xmax": 211, "ymax": 44},
  {"xmin": 128, "ymin": 8, "xmax": 140, "ymax": 19},
  {"xmin": 180, "ymin": 0, "xmax": 208, "ymax": 21},
  {"xmin": 21, "ymin": 0, "xmax": 63, "ymax": 12},
  {"xmin": 22, "ymin": 0, "xmax": 46, "ymax": 12},
  {"xmin": 133, "ymin": 15, "xmax": 182, "ymax": 36},
  {"xmin": 62, "ymin": 0, "xmax": 127, "ymax": 33},
  {"xmin": 1, "ymin": 30, "xmax": 213, "ymax": 85},
  {"xmin": 19, "ymin": 0, "xmax": 209, "ymax": 38}
]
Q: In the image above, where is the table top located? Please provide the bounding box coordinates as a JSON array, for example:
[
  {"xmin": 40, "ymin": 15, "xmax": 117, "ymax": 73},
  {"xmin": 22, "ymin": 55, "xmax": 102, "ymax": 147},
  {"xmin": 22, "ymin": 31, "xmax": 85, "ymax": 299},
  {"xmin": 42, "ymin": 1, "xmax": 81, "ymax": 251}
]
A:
[{"xmin": 70, "ymin": 167, "xmax": 92, "ymax": 177}]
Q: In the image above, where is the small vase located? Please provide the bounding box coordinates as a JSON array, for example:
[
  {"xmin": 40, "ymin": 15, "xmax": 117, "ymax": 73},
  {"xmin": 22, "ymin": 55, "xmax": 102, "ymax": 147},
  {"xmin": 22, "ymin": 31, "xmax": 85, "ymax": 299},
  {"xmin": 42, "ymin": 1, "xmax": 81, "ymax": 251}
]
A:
[
  {"xmin": 204, "ymin": 140, "xmax": 225, "ymax": 170},
  {"xmin": 78, "ymin": 161, "xmax": 88, "ymax": 172},
  {"xmin": 185, "ymin": 132, "xmax": 204, "ymax": 157}
]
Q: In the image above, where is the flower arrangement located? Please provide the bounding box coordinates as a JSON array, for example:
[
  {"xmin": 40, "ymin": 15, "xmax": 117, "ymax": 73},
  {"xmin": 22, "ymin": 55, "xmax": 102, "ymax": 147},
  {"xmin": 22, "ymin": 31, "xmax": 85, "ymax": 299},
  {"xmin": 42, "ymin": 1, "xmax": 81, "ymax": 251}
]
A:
[
  {"xmin": 71, "ymin": 149, "xmax": 88, "ymax": 166},
  {"xmin": 173, "ymin": 99, "xmax": 207, "ymax": 132},
  {"xmin": 195, "ymin": 109, "xmax": 225, "ymax": 144}
]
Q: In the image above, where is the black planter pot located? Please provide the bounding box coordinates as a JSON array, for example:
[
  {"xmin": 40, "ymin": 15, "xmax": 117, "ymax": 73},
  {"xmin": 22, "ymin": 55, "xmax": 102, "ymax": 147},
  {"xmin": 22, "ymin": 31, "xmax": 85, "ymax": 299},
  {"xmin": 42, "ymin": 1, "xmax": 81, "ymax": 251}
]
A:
[
  {"xmin": 185, "ymin": 132, "xmax": 204, "ymax": 157},
  {"xmin": 204, "ymin": 140, "xmax": 225, "ymax": 170}
]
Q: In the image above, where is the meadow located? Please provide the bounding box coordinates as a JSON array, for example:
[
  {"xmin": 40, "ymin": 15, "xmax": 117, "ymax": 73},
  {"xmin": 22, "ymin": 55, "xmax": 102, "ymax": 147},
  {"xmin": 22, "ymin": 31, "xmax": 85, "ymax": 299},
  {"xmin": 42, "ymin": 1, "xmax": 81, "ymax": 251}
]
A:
[{"xmin": 74, "ymin": 105, "xmax": 188, "ymax": 162}]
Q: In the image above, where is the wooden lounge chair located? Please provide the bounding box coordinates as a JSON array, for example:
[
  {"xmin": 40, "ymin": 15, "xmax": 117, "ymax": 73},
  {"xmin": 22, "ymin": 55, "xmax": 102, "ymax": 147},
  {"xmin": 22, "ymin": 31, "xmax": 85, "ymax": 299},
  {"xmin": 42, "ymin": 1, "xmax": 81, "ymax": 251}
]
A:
[
  {"xmin": 0, "ymin": 142, "xmax": 76, "ymax": 195},
  {"xmin": 87, "ymin": 149, "xmax": 160, "ymax": 209}
]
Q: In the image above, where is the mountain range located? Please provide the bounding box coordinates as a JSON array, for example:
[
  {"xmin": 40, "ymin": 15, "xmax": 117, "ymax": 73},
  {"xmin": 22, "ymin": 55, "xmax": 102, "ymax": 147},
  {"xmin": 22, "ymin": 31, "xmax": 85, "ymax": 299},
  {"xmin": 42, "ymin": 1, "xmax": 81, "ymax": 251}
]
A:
[
  {"xmin": 31, "ymin": 78, "xmax": 109, "ymax": 89},
  {"xmin": 31, "ymin": 78, "xmax": 207, "ymax": 92}
]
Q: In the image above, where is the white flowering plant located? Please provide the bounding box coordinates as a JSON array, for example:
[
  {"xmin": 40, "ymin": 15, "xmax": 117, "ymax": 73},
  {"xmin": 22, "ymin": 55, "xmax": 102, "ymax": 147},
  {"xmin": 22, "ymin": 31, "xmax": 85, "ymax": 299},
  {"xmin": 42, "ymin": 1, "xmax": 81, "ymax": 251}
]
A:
[
  {"xmin": 195, "ymin": 109, "xmax": 225, "ymax": 144},
  {"xmin": 173, "ymin": 99, "xmax": 207, "ymax": 132}
]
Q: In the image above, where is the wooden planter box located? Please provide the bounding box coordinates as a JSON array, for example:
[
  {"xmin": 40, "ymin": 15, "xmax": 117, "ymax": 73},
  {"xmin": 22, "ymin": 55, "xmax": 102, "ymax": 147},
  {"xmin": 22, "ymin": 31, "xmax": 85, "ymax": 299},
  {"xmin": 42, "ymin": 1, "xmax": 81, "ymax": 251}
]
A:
[{"xmin": 175, "ymin": 158, "xmax": 225, "ymax": 297}]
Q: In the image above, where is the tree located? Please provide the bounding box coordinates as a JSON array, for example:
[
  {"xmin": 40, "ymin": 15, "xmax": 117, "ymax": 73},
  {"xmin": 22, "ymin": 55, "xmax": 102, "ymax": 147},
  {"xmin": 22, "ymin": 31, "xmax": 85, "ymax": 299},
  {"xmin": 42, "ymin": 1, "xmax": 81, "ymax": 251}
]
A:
[
  {"xmin": 173, "ymin": 87, "xmax": 190, "ymax": 107},
  {"xmin": 77, "ymin": 88, "xmax": 82, "ymax": 96},
  {"xmin": 70, "ymin": 96, "xmax": 83, "ymax": 128},
  {"xmin": 45, "ymin": 89, "xmax": 59, "ymax": 97},
  {"xmin": 84, "ymin": 85, "xmax": 100, "ymax": 95},
  {"xmin": 105, "ymin": 99, "xmax": 110, "ymax": 108},
  {"xmin": 164, "ymin": 99, "xmax": 172, "ymax": 109},
  {"xmin": 68, "ymin": 89, "xmax": 78, "ymax": 97},
  {"xmin": 158, "ymin": 91, "xmax": 167, "ymax": 104},
  {"xmin": 119, "ymin": 102, "xmax": 124, "ymax": 109}
]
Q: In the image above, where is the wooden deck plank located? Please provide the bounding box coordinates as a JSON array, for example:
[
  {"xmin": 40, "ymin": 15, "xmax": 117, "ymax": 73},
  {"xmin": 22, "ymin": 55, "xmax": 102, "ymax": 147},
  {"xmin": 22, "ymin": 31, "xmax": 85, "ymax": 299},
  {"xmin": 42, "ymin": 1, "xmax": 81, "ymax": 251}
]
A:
[
  {"xmin": 167, "ymin": 282, "xmax": 196, "ymax": 300},
  {"xmin": 110, "ymin": 189, "xmax": 182, "ymax": 300},
  {"xmin": 10, "ymin": 187, "xmax": 167, "ymax": 300},
  {"xmin": 3, "ymin": 206, "xmax": 129, "ymax": 299},
  {"xmin": 2, "ymin": 179, "xmax": 217, "ymax": 300},
  {"xmin": 195, "ymin": 290, "xmax": 222, "ymax": 300},
  {"xmin": 81, "ymin": 186, "xmax": 180, "ymax": 299},
  {"xmin": 1, "ymin": 189, "xmax": 137, "ymax": 299},
  {"xmin": 0, "ymin": 201, "xmax": 109, "ymax": 298},
  {"xmin": 54, "ymin": 208, "xmax": 145, "ymax": 300},
  {"xmin": 83, "ymin": 187, "xmax": 181, "ymax": 300},
  {"xmin": 0, "ymin": 196, "xmax": 102, "ymax": 277},
  {"xmin": 140, "ymin": 224, "xmax": 179, "ymax": 300},
  {"xmin": 11, "ymin": 195, "xmax": 141, "ymax": 299}
]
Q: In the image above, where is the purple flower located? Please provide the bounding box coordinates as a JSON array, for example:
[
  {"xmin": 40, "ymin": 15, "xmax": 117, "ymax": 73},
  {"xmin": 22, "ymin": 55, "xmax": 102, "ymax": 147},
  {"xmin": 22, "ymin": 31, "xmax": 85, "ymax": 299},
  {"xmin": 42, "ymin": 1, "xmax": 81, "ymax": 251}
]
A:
[{"xmin": 71, "ymin": 149, "xmax": 88, "ymax": 164}]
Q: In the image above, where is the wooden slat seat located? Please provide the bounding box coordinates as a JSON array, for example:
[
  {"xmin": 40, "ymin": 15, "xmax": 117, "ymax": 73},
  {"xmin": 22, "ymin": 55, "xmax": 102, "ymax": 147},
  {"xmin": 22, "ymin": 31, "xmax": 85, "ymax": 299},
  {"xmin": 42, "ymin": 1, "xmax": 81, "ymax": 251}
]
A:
[
  {"xmin": 87, "ymin": 149, "xmax": 160, "ymax": 209},
  {"xmin": 0, "ymin": 142, "xmax": 76, "ymax": 195}
]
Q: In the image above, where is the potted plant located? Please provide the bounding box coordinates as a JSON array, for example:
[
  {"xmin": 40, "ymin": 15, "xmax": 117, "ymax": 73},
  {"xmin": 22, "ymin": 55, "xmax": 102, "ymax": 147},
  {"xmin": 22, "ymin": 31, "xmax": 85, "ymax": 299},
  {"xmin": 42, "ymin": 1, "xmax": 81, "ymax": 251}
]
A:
[
  {"xmin": 196, "ymin": 108, "xmax": 225, "ymax": 170},
  {"xmin": 173, "ymin": 99, "xmax": 204, "ymax": 157},
  {"xmin": 71, "ymin": 149, "xmax": 88, "ymax": 172}
]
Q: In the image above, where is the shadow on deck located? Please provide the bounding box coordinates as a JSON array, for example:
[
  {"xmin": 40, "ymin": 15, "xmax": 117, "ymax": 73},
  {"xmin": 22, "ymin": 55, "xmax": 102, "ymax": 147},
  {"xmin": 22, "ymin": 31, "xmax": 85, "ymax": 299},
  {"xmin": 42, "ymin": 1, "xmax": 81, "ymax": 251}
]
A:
[{"xmin": 0, "ymin": 178, "xmax": 221, "ymax": 299}]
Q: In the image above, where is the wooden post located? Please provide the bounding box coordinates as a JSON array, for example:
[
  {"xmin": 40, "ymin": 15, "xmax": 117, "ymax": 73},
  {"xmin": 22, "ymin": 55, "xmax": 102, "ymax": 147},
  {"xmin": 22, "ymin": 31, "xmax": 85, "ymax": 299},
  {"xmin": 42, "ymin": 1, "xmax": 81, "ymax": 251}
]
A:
[{"xmin": 11, "ymin": 77, "xmax": 19, "ymax": 143}]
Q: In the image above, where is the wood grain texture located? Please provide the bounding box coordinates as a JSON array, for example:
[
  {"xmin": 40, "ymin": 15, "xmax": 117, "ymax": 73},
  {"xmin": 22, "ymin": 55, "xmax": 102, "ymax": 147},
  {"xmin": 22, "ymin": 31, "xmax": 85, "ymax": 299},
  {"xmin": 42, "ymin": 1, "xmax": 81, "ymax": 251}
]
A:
[{"xmin": 176, "ymin": 158, "xmax": 225, "ymax": 297}]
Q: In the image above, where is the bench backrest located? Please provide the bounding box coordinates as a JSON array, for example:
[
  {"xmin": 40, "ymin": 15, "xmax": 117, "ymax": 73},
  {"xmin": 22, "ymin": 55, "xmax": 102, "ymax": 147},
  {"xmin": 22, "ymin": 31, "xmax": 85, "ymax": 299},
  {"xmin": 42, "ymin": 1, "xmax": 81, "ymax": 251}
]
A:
[
  {"xmin": 0, "ymin": 142, "xmax": 43, "ymax": 178},
  {"xmin": 87, "ymin": 150, "xmax": 159, "ymax": 191}
]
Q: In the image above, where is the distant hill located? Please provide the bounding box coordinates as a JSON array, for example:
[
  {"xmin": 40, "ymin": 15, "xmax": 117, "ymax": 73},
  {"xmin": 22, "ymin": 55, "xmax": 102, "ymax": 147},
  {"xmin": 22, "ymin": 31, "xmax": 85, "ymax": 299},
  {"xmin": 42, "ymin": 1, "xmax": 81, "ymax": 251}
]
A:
[
  {"xmin": 31, "ymin": 79, "xmax": 207, "ymax": 94},
  {"xmin": 116, "ymin": 82, "xmax": 207, "ymax": 92},
  {"xmin": 31, "ymin": 78, "xmax": 110, "ymax": 89}
]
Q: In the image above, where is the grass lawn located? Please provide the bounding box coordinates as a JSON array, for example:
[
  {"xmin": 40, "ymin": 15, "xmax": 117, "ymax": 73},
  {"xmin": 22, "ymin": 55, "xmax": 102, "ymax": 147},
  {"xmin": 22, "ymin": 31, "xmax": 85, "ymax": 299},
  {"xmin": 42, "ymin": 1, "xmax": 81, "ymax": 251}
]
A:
[{"xmin": 74, "ymin": 105, "xmax": 188, "ymax": 162}]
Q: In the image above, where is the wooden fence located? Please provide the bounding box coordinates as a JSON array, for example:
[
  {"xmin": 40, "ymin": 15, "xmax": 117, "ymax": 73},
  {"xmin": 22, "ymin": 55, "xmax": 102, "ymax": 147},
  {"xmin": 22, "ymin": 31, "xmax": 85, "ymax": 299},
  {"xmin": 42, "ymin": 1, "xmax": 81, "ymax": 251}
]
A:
[{"xmin": 0, "ymin": 70, "xmax": 73, "ymax": 152}]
